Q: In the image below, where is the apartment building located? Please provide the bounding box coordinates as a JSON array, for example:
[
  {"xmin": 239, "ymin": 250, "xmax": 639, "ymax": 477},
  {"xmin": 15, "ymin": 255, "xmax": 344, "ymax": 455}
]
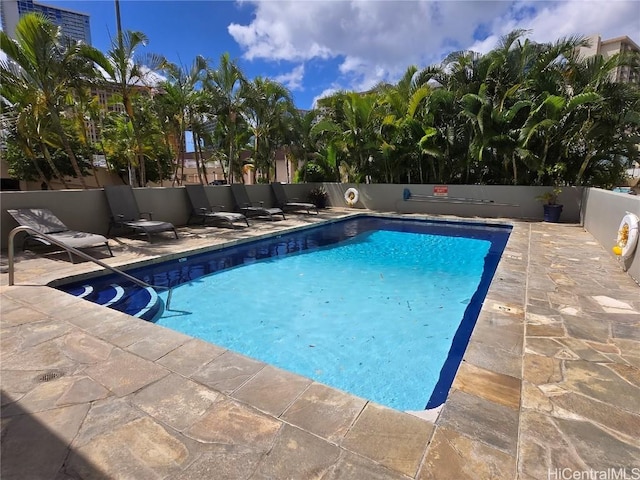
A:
[
  {"xmin": 578, "ymin": 34, "xmax": 640, "ymax": 84},
  {"xmin": 1, "ymin": 0, "xmax": 91, "ymax": 44}
]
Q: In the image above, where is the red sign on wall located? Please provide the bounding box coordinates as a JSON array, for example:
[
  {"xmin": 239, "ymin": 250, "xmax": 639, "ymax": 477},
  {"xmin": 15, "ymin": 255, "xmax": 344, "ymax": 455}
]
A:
[{"xmin": 433, "ymin": 185, "xmax": 448, "ymax": 197}]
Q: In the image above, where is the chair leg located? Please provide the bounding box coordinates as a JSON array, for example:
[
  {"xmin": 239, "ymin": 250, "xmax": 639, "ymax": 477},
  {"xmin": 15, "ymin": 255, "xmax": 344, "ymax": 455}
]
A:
[{"xmin": 138, "ymin": 228, "xmax": 152, "ymax": 242}]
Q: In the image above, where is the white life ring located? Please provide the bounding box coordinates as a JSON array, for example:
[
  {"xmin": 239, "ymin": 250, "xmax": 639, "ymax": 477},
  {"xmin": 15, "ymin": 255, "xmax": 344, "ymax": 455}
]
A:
[
  {"xmin": 613, "ymin": 212, "xmax": 639, "ymax": 260},
  {"xmin": 344, "ymin": 187, "xmax": 359, "ymax": 206}
]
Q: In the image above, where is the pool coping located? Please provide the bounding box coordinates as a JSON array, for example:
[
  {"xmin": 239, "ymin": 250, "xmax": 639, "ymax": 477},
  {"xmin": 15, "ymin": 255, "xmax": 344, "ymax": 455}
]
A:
[{"xmin": 2, "ymin": 209, "xmax": 638, "ymax": 479}]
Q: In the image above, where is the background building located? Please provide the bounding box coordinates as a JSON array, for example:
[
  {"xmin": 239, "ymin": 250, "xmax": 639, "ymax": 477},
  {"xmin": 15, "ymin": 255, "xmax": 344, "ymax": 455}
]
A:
[
  {"xmin": 0, "ymin": 0, "xmax": 91, "ymax": 44},
  {"xmin": 578, "ymin": 34, "xmax": 640, "ymax": 84}
]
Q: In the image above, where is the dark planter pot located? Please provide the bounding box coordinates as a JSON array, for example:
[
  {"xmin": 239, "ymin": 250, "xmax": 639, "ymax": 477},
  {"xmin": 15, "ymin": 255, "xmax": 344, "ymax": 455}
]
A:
[
  {"xmin": 308, "ymin": 191, "xmax": 328, "ymax": 209},
  {"xmin": 543, "ymin": 204, "xmax": 563, "ymax": 223}
]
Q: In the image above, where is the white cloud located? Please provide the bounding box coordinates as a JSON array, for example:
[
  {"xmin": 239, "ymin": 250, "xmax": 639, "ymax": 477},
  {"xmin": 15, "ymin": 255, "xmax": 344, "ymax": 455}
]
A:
[
  {"xmin": 229, "ymin": 0, "xmax": 640, "ymax": 100},
  {"xmin": 311, "ymin": 87, "xmax": 341, "ymax": 109},
  {"xmin": 273, "ymin": 64, "xmax": 305, "ymax": 91},
  {"xmin": 468, "ymin": 1, "xmax": 640, "ymax": 53}
]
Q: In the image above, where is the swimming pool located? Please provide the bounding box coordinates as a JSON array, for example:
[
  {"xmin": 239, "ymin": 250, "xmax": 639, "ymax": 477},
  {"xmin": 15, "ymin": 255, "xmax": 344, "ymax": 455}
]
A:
[{"xmin": 58, "ymin": 216, "xmax": 511, "ymax": 411}]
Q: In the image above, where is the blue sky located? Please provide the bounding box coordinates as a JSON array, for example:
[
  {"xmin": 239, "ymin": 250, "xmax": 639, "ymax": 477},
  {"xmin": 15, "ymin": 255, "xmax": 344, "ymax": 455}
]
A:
[{"xmin": 13, "ymin": 1, "xmax": 640, "ymax": 108}]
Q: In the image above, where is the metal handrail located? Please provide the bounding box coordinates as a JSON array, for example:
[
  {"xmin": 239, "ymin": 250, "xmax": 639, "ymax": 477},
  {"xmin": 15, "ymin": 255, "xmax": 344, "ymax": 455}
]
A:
[{"xmin": 7, "ymin": 226, "xmax": 173, "ymax": 309}]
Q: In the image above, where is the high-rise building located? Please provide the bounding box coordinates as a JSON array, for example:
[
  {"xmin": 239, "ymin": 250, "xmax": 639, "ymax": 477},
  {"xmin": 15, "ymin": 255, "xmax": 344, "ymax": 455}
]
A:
[
  {"xmin": 578, "ymin": 35, "xmax": 639, "ymax": 84},
  {"xmin": 1, "ymin": 0, "xmax": 91, "ymax": 44}
]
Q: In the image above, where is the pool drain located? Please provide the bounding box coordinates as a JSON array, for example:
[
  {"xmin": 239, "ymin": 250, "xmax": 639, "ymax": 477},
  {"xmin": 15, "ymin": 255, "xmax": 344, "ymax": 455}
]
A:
[{"xmin": 37, "ymin": 371, "xmax": 63, "ymax": 382}]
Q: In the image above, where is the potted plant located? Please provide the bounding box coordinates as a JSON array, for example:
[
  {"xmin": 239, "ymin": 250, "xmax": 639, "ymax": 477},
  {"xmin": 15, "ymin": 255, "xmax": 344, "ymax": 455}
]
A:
[
  {"xmin": 308, "ymin": 186, "xmax": 328, "ymax": 209},
  {"xmin": 536, "ymin": 187, "xmax": 563, "ymax": 223}
]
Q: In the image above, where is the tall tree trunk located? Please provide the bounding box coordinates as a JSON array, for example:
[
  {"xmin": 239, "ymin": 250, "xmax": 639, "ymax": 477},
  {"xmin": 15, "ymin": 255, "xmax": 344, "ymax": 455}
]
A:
[
  {"xmin": 195, "ymin": 135, "xmax": 209, "ymax": 185},
  {"xmin": 172, "ymin": 128, "xmax": 186, "ymax": 187},
  {"xmin": 228, "ymin": 111, "xmax": 236, "ymax": 184},
  {"xmin": 137, "ymin": 152, "xmax": 146, "ymax": 186},
  {"xmin": 194, "ymin": 132, "xmax": 203, "ymax": 184},
  {"xmin": 122, "ymin": 92, "xmax": 145, "ymax": 186},
  {"xmin": 31, "ymin": 159, "xmax": 52, "ymax": 190},
  {"xmin": 271, "ymin": 152, "xmax": 276, "ymax": 183},
  {"xmin": 90, "ymin": 159, "xmax": 101, "ymax": 187},
  {"xmin": 50, "ymin": 110, "xmax": 88, "ymax": 189},
  {"xmin": 179, "ymin": 149, "xmax": 185, "ymax": 186},
  {"xmin": 40, "ymin": 141, "xmax": 70, "ymax": 189},
  {"xmin": 155, "ymin": 155, "xmax": 164, "ymax": 186}
]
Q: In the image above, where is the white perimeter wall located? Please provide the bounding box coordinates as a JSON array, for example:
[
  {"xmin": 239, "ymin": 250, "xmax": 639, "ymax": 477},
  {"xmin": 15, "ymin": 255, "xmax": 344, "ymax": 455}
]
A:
[
  {"xmin": 581, "ymin": 188, "xmax": 640, "ymax": 284},
  {"xmin": 322, "ymin": 183, "xmax": 583, "ymax": 222}
]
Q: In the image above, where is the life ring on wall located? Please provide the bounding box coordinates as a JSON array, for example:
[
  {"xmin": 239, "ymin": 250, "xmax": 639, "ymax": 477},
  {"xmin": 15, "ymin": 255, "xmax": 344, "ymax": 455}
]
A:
[
  {"xmin": 344, "ymin": 188, "xmax": 359, "ymax": 206},
  {"xmin": 612, "ymin": 212, "xmax": 639, "ymax": 259}
]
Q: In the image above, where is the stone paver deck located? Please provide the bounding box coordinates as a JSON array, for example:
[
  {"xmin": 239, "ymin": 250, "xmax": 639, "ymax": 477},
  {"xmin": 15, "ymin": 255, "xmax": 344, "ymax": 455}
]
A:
[{"xmin": 1, "ymin": 210, "xmax": 638, "ymax": 479}]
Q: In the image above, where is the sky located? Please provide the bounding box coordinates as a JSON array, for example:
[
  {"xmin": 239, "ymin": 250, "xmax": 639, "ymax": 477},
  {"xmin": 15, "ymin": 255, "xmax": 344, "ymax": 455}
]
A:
[{"xmin": 5, "ymin": 0, "xmax": 640, "ymax": 109}]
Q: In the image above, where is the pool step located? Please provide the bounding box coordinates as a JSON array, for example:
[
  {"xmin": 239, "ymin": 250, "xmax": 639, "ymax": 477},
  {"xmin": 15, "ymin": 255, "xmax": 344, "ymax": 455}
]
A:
[{"xmin": 66, "ymin": 282, "xmax": 163, "ymax": 322}]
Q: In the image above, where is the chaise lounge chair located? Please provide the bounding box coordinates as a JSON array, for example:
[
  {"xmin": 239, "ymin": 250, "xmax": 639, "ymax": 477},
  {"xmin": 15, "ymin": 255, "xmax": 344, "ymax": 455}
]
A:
[
  {"xmin": 185, "ymin": 184, "xmax": 249, "ymax": 228},
  {"xmin": 104, "ymin": 185, "xmax": 178, "ymax": 241},
  {"xmin": 271, "ymin": 182, "xmax": 318, "ymax": 215},
  {"xmin": 230, "ymin": 184, "xmax": 286, "ymax": 221},
  {"xmin": 7, "ymin": 208, "xmax": 113, "ymax": 262}
]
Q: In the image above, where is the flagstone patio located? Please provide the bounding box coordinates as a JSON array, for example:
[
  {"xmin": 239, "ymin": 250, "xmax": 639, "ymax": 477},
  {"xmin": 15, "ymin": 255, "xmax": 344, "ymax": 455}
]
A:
[{"xmin": 1, "ymin": 210, "xmax": 638, "ymax": 479}]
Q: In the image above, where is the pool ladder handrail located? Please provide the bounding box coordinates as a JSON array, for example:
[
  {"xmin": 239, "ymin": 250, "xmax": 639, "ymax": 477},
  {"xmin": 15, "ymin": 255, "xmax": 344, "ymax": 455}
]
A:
[{"xmin": 7, "ymin": 225, "xmax": 174, "ymax": 310}]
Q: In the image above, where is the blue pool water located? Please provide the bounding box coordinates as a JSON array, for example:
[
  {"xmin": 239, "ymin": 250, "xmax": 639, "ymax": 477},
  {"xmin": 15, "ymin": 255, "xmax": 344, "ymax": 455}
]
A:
[{"xmin": 58, "ymin": 216, "xmax": 511, "ymax": 411}]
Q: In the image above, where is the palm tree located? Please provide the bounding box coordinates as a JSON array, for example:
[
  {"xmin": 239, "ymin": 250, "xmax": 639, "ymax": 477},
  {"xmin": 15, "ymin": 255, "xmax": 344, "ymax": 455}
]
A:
[
  {"xmin": 0, "ymin": 13, "xmax": 107, "ymax": 189},
  {"xmin": 315, "ymin": 91, "xmax": 384, "ymax": 183},
  {"xmin": 242, "ymin": 76, "xmax": 294, "ymax": 182},
  {"xmin": 160, "ymin": 56, "xmax": 208, "ymax": 185},
  {"xmin": 203, "ymin": 53, "xmax": 247, "ymax": 184},
  {"xmin": 562, "ymin": 48, "xmax": 640, "ymax": 185},
  {"xmin": 287, "ymin": 109, "xmax": 322, "ymax": 182},
  {"xmin": 377, "ymin": 66, "xmax": 437, "ymax": 183},
  {"xmin": 102, "ymin": 30, "xmax": 165, "ymax": 186}
]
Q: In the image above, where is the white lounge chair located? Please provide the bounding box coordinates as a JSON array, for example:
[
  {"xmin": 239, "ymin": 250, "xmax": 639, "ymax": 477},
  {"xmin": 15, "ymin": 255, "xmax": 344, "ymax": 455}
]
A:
[
  {"xmin": 185, "ymin": 184, "xmax": 249, "ymax": 228},
  {"xmin": 271, "ymin": 182, "xmax": 318, "ymax": 215},
  {"xmin": 7, "ymin": 208, "xmax": 113, "ymax": 262},
  {"xmin": 104, "ymin": 185, "xmax": 178, "ymax": 241},
  {"xmin": 230, "ymin": 184, "xmax": 286, "ymax": 221}
]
